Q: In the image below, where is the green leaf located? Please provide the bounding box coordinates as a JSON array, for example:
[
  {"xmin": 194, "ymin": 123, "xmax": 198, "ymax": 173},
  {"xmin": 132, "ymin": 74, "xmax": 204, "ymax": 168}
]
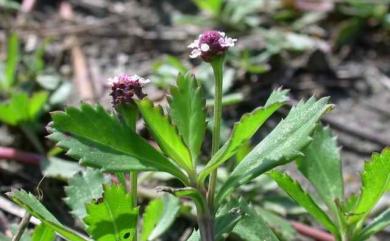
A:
[
  {"xmin": 297, "ymin": 125, "xmax": 344, "ymax": 212},
  {"xmin": 350, "ymin": 148, "xmax": 390, "ymax": 223},
  {"xmin": 29, "ymin": 91, "xmax": 48, "ymax": 119},
  {"xmin": 141, "ymin": 195, "xmax": 180, "ymax": 241},
  {"xmin": 169, "ymin": 73, "xmax": 206, "ymax": 163},
  {"xmin": 8, "ymin": 190, "xmax": 89, "ymax": 241},
  {"xmin": 215, "ymin": 201, "xmax": 244, "ymax": 241},
  {"xmin": 41, "ymin": 157, "xmax": 83, "ymax": 180},
  {"xmin": 233, "ymin": 212, "xmax": 280, "ymax": 241},
  {"xmin": 217, "ymin": 97, "xmax": 332, "ymax": 203},
  {"xmin": 64, "ymin": 169, "xmax": 105, "ymax": 222},
  {"xmin": 48, "ymin": 104, "xmax": 188, "ymax": 184},
  {"xmin": 136, "ymin": 99, "xmax": 193, "ymax": 171},
  {"xmin": 0, "ymin": 91, "xmax": 48, "ymax": 125},
  {"xmin": 198, "ymin": 89, "xmax": 288, "ymax": 183},
  {"xmin": 257, "ymin": 208, "xmax": 297, "ymax": 240},
  {"xmin": 84, "ymin": 185, "xmax": 138, "ymax": 241},
  {"xmin": 32, "ymin": 224, "xmax": 55, "ymax": 241},
  {"xmin": 0, "ymin": 234, "xmax": 10, "ymax": 241},
  {"xmin": 192, "ymin": 0, "xmax": 223, "ymax": 15},
  {"xmin": 0, "ymin": 92, "xmax": 29, "ymax": 125},
  {"xmin": 3, "ymin": 32, "xmax": 19, "ymax": 89},
  {"xmin": 269, "ymin": 171, "xmax": 338, "ymax": 234},
  {"xmin": 356, "ymin": 209, "xmax": 390, "ymax": 241}
]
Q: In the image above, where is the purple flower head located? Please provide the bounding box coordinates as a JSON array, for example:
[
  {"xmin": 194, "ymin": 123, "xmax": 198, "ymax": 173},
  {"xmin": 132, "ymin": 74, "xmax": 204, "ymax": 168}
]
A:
[
  {"xmin": 188, "ymin": 31, "xmax": 237, "ymax": 62},
  {"xmin": 109, "ymin": 74, "xmax": 150, "ymax": 106}
]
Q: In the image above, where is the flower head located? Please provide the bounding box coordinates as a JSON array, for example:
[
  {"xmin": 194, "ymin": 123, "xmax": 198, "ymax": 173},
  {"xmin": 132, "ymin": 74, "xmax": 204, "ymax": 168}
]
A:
[
  {"xmin": 188, "ymin": 31, "xmax": 237, "ymax": 62},
  {"xmin": 109, "ymin": 74, "xmax": 150, "ymax": 106}
]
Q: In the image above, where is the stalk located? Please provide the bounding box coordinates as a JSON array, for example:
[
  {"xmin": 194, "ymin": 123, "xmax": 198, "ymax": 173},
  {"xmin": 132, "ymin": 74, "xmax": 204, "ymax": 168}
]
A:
[
  {"xmin": 116, "ymin": 103, "xmax": 138, "ymax": 241},
  {"xmin": 207, "ymin": 56, "xmax": 224, "ymax": 211},
  {"xmin": 195, "ymin": 193, "xmax": 215, "ymax": 241}
]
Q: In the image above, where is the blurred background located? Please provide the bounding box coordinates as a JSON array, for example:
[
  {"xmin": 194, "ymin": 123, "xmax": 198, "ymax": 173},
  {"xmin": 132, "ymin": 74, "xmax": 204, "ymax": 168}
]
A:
[{"xmin": 0, "ymin": 0, "xmax": 389, "ymax": 240}]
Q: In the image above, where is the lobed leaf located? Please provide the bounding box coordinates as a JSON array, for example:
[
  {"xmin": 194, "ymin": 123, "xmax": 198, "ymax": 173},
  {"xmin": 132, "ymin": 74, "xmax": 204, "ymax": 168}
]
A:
[
  {"xmin": 84, "ymin": 185, "xmax": 138, "ymax": 241},
  {"xmin": 136, "ymin": 99, "xmax": 193, "ymax": 171},
  {"xmin": 141, "ymin": 195, "xmax": 180, "ymax": 241},
  {"xmin": 297, "ymin": 125, "xmax": 344, "ymax": 213},
  {"xmin": 217, "ymin": 97, "xmax": 332, "ymax": 203},
  {"xmin": 64, "ymin": 169, "xmax": 105, "ymax": 222},
  {"xmin": 169, "ymin": 73, "xmax": 206, "ymax": 163},
  {"xmin": 32, "ymin": 224, "xmax": 55, "ymax": 241},
  {"xmin": 8, "ymin": 190, "xmax": 89, "ymax": 241},
  {"xmin": 48, "ymin": 104, "xmax": 188, "ymax": 184},
  {"xmin": 269, "ymin": 171, "xmax": 338, "ymax": 234},
  {"xmin": 198, "ymin": 89, "xmax": 288, "ymax": 183},
  {"xmin": 350, "ymin": 148, "xmax": 390, "ymax": 223}
]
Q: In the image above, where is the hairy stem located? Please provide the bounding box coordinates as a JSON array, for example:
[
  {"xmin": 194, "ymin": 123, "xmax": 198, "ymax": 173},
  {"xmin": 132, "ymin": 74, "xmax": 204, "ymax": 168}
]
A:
[
  {"xmin": 196, "ymin": 194, "xmax": 215, "ymax": 241},
  {"xmin": 207, "ymin": 56, "xmax": 224, "ymax": 212}
]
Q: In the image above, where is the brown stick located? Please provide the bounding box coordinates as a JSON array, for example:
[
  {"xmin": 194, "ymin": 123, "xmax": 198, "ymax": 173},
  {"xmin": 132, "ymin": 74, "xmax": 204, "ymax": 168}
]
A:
[
  {"xmin": 59, "ymin": 1, "xmax": 96, "ymax": 103},
  {"xmin": 291, "ymin": 221, "xmax": 335, "ymax": 241},
  {"xmin": 0, "ymin": 147, "xmax": 41, "ymax": 165}
]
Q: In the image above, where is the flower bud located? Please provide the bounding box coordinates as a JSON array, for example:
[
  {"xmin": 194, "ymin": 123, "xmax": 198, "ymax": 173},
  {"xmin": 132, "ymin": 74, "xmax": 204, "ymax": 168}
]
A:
[
  {"xmin": 188, "ymin": 31, "xmax": 237, "ymax": 62},
  {"xmin": 109, "ymin": 74, "xmax": 150, "ymax": 106}
]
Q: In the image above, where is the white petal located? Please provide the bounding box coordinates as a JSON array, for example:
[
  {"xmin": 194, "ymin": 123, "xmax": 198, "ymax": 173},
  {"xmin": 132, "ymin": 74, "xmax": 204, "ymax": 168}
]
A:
[
  {"xmin": 220, "ymin": 37, "xmax": 237, "ymax": 47},
  {"xmin": 189, "ymin": 48, "xmax": 202, "ymax": 58},
  {"xmin": 218, "ymin": 31, "xmax": 226, "ymax": 37},
  {"xmin": 139, "ymin": 78, "xmax": 151, "ymax": 85},
  {"xmin": 200, "ymin": 43, "xmax": 210, "ymax": 52},
  {"xmin": 188, "ymin": 39, "xmax": 199, "ymax": 49}
]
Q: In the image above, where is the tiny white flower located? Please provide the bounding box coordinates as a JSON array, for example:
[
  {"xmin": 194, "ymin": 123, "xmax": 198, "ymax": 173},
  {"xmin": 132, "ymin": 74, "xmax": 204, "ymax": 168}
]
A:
[
  {"xmin": 190, "ymin": 48, "xmax": 202, "ymax": 58},
  {"xmin": 200, "ymin": 43, "xmax": 210, "ymax": 52}
]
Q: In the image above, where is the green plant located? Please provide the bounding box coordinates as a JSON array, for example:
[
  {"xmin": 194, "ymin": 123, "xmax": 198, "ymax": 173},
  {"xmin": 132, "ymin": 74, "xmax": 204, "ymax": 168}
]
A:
[
  {"xmin": 271, "ymin": 126, "xmax": 390, "ymax": 241},
  {"xmin": 8, "ymin": 30, "xmax": 334, "ymax": 241}
]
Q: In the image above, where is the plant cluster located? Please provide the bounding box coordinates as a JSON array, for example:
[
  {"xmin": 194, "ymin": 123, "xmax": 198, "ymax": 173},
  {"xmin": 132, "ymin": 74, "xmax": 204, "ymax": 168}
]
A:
[{"xmin": 5, "ymin": 30, "xmax": 390, "ymax": 241}]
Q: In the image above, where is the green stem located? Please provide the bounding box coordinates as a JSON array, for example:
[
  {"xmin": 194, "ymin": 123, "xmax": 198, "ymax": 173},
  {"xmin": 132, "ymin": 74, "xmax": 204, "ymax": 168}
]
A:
[
  {"xmin": 207, "ymin": 56, "xmax": 224, "ymax": 212},
  {"xmin": 195, "ymin": 192, "xmax": 215, "ymax": 241},
  {"xmin": 130, "ymin": 172, "xmax": 138, "ymax": 208},
  {"xmin": 21, "ymin": 123, "xmax": 45, "ymax": 155}
]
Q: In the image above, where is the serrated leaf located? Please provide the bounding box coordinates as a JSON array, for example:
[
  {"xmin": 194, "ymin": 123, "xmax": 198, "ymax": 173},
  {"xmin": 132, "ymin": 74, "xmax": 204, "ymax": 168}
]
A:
[
  {"xmin": 48, "ymin": 104, "xmax": 188, "ymax": 184},
  {"xmin": 136, "ymin": 99, "xmax": 193, "ymax": 171},
  {"xmin": 350, "ymin": 148, "xmax": 390, "ymax": 223},
  {"xmin": 141, "ymin": 195, "xmax": 180, "ymax": 241},
  {"xmin": 198, "ymin": 89, "xmax": 288, "ymax": 183},
  {"xmin": 84, "ymin": 185, "xmax": 138, "ymax": 241},
  {"xmin": 8, "ymin": 190, "xmax": 89, "ymax": 241},
  {"xmin": 297, "ymin": 125, "xmax": 344, "ymax": 212},
  {"xmin": 170, "ymin": 73, "xmax": 206, "ymax": 163},
  {"xmin": 217, "ymin": 97, "xmax": 332, "ymax": 203},
  {"xmin": 356, "ymin": 208, "xmax": 390, "ymax": 241},
  {"xmin": 269, "ymin": 171, "xmax": 338, "ymax": 235},
  {"xmin": 32, "ymin": 224, "xmax": 55, "ymax": 241},
  {"xmin": 64, "ymin": 169, "xmax": 105, "ymax": 222},
  {"xmin": 41, "ymin": 157, "xmax": 83, "ymax": 180}
]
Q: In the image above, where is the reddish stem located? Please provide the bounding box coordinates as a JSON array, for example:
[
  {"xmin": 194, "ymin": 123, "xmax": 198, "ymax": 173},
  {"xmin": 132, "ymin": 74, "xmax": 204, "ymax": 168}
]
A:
[
  {"xmin": 0, "ymin": 147, "xmax": 41, "ymax": 165},
  {"xmin": 291, "ymin": 221, "xmax": 335, "ymax": 241}
]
